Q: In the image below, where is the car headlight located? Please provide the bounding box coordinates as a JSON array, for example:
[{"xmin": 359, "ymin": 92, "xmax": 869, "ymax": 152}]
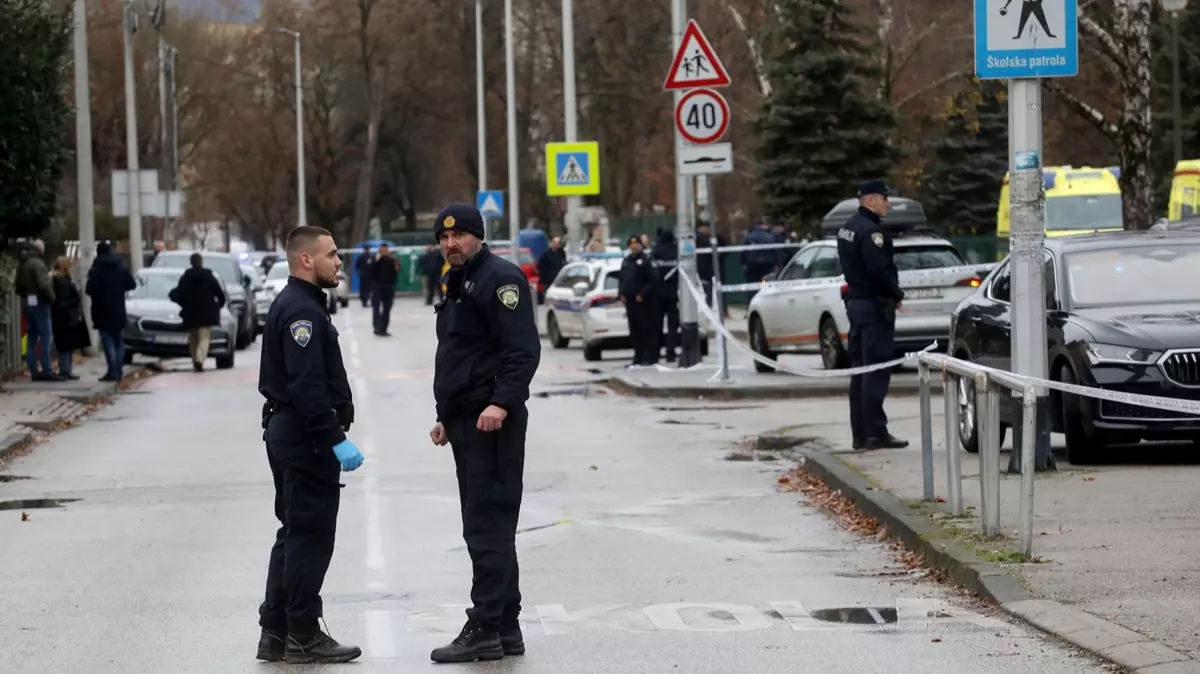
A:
[{"xmin": 1086, "ymin": 343, "xmax": 1161, "ymax": 365}]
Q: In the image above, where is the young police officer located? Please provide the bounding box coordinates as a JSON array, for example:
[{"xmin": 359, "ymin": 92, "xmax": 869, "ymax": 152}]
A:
[
  {"xmin": 836, "ymin": 180, "xmax": 909, "ymax": 451},
  {"xmin": 257, "ymin": 226, "xmax": 365, "ymax": 664},
  {"xmin": 427, "ymin": 204, "xmax": 541, "ymax": 663},
  {"xmin": 619, "ymin": 235, "xmax": 657, "ymax": 367}
]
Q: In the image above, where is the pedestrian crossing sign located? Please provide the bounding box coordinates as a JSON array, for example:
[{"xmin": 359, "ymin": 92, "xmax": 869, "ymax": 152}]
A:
[{"xmin": 545, "ymin": 141, "xmax": 600, "ymax": 197}]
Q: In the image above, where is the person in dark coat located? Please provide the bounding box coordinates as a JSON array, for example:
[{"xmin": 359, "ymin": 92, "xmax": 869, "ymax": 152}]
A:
[
  {"xmin": 370, "ymin": 244, "xmax": 400, "ymax": 336},
  {"xmin": 169, "ymin": 252, "xmax": 227, "ymax": 372},
  {"xmin": 85, "ymin": 241, "xmax": 137, "ymax": 382},
  {"xmin": 650, "ymin": 229, "xmax": 680, "ymax": 363},
  {"xmin": 356, "ymin": 245, "xmax": 373, "ymax": 307},
  {"xmin": 696, "ymin": 221, "xmax": 729, "ymax": 318},
  {"xmin": 49, "ymin": 256, "xmax": 89, "ymax": 380},
  {"xmin": 420, "ymin": 244, "xmax": 446, "ymax": 305},
  {"xmin": 535, "ymin": 237, "xmax": 567, "ymax": 303},
  {"xmin": 740, "ymin": 218, "xmax": 778, "ymax": 284}
]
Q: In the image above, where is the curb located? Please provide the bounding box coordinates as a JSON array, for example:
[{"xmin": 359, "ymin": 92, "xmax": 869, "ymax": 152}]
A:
[
  {"xmin": 794, "ymin": 445, "xmax": 1200, "ymax": 673},
  {"xmin": 0, "ymin": 429, "xmax": 35, "ymax": 462},
  {"xmin": 604, "ymin": 375, "xmax": 938, "ymax": 401}
]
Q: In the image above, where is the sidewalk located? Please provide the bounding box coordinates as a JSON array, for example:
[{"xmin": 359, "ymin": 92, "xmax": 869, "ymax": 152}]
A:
[
  {"xmin": 0, "ymin": 355, "xmax": 158, "ymax": 461},
  {"xmin": 761, "ymin": 393, "xmax": 1200, "ymax": 672}
]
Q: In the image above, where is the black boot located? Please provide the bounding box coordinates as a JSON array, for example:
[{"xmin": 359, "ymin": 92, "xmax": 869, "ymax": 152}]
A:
[
  {"xmin": 499, "ymin": 621, "xmax": 525, "ymax": 656},
  {"xmin": 865, "ymin": 434, "xmax": 909, "ymax": 450},
  {"xmin": 284, "ymin": 628, "xmax": 362, "ymax": 664},
  {"xmin": 255, "ymin": 628, "xmax": 287, "ymax": 662},
  {"xmin": 430, "ymin": 620, "xmax": 504, "ymax": 663}
]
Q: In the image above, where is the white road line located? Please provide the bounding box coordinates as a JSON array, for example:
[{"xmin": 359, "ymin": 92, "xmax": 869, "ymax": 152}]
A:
[{"xmin": 365, "ymin": 609, "xmax": 397, "ymax": 658}]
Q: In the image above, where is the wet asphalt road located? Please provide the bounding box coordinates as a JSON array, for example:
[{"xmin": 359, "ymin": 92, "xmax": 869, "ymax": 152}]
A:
[{"xmin": 0, "ymin": 297, "xmax": 1115, "ymax": 674}]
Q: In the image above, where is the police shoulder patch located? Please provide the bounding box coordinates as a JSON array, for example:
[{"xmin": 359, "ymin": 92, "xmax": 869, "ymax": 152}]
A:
[
  {"xmin": 871, "ymin": 232, "xmax": 884, "ymax": 248},
  {"xmin": 289, "ymin": 319, "xmax": 314, "ymax": 347},
  {"xmin": 496, "ymin": 283, "xmax": 520, "ymax": 311}
]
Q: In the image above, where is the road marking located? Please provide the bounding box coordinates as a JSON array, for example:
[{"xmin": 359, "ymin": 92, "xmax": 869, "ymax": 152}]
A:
[
  {"xmin": 643, "ymin": 603, "xmax": 773, "ymax": 632},
  {"xmin": 363, "ymin": 451, "xmax": 385, "ymax": 591},
  {"xmin": 365, "ymin": 609, "xmax": 397, "ymax": 658},
  {"xmin": 533, "ymin": 604, "xmax": 631, "ymax": 635}
]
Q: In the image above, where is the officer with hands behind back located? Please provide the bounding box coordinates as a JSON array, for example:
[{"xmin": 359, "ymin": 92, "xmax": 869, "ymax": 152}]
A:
[
  {"xmin": 836, "ymin": 180, "xmax": 909, "ymax": 452},
  {"xmin": 619, "ymin": 235, "xmax": 658, "ymax": 368},
  {"xmin": 256, "ymin": 226, "xmax": 364, "ymax": 665},
  {"xmin": 427, "ymin": 204, "xmax": 541, "ymax": 664}
]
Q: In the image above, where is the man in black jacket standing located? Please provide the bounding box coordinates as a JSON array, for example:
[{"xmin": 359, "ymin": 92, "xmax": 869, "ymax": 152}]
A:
[
  {"xmin": 427, "ymin": 203, "xmax": 541, "ymax": 663},
  {"xmin": 618, "ymin": 235, "xmax": 657, "ymax": 368},
  {"xmin": 650, "ymin": 229, "xmax": 680, "ymax": 363},
  {"xmin": 85, "ymin": 242, "xmax": 137, "ymax": 382},
  {"xmin": 370, "ymin": 244, "xmax": 399, "ymax": 336},
  {"xmin": 169, "ymin": 252, "xmax": 226, "ymax": 372},
  {"xmin": 696, "ymin": 221, "xmax": 728, "ymax": 318},
  {"xmin": 536, "ymin": 237, "xmax": 567, "ymax": 302},
  {"xmin": 419, "ymin": 244, "xmax": 445, "ymax": 305},
  {"xmin": 355, "ymin": 245, "xmax": 373, "ymax": 307}
]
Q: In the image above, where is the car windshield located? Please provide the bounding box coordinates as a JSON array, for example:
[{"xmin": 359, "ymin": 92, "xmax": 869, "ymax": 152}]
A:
[
  {"xmin": 128, "ymin": 273, "xmax": 182, "ymax": 300},
  {"xmin": 266, "ymin": 263, "xmax": 290, "ymax": 281},
  {"xmin": 603, "ymin": 272, "xmax": 619, "ymax": 290},
  {"xmin": 1066, "ymin": 244, "xmax": 1200, "ymax": 307},
  {"xmin": 894, "ymin": 245, "xmax": 966, "ymax": 271},
  {"xmin": 156, "ymin": 254, "xmax": 240, "ymax": 284},
  {"xmin": 1044, "ymin": 194, "xmax": 1124, "ymax": 231}
]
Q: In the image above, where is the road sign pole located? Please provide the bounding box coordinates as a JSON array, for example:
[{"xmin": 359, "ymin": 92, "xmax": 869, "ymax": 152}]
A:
[
  {"xmin": 1007, "ymin": 79, "xmax": 1055, "ymax": 473},
  {"xmin": 503, "ymin": 0, "xmax": 520, "ymax": 267},
  {"xmin": 476, "ymin": 0, "xmax": 486, "ymax": 198},
  {"xmin": 672, "ymin": 0, "xmax": 700, "ymax": 368},
  {"xmin": 561, "ymin": 0, "xmax": 583, "ymax": 255},
  {"xmin": 122, "ymin": 1, "xmax": 145, "ymax": 272}
]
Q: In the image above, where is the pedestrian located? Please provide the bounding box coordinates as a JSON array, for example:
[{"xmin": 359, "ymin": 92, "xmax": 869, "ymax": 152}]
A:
[
  {"xmin": 85, "ymin": 241, "xmax": 137, "ymax": 383},
  {"xmin": 369, "ymin": 243, "xmax": 399, "ymax": 336},
  {"xmin": 835, "ymin": 179, "xmax": 909, "ymax": 451},
  {"xmin": 49, "ymin": 256, "xmax": 89, "ymax": 380},
  {"xmin": 168, "ymin": 252, "xmax": 227, "ymax": 372},
  {"xmin": 536, "ymin": 237, "xmax": 567, "ymax": 301},
  {"xmin": 618, "ymin": 235, "xmax": 658, "ymax": 368},
  {"xmin": 584, "ymin": 228, "xmax": 607, "ymax": 253},
  {"xmin": 420, "ymin": 244, "xmax": 445, "ymax": 305},
  {"xmin": 650, "ymin": 228, "xmax": 680, "ymax": 363},
  {"xmin": 740, "ymin": 218, "xmax": 777, "ymax": 284},
  {"xmin": 355, "ymin": 245, "xmax": 373, "ymax": 307},
  {"xmin": 696, "ymin": 221, "xmax": 729, "ymax": 317},
  {"xmin": 256, "ymin": 225, "xmax": 363, "ymax": 665},
  {"xmin": 15, "ymin": 239, "xmax": 56, "ymax": 381},
  {"xmin": 426, "ymin": 203, "xmax": 540, "ymax": 663}
]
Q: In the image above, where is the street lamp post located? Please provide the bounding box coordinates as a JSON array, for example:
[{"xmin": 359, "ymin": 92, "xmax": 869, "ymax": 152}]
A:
[
  {"xmin": 476, "ymin": 0, "xmax": 488, "ymax": 238},
  {"xmin": 122, "ymin": 0, "xmax": 145, "ymax": 272},
  {"xmin": 1161, "ymin": 0, "xmax": 1189, "ymax": 164},
  {"xmin": 503, "ymin": 0, "xmax": 519, "ymax": 267},
  {"xmin": 276, "ymin": 28, "xmax": 307, "ymax": 227}
]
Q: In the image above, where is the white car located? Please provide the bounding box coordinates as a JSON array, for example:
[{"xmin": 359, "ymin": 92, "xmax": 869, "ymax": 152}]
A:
[
  {"xmin": 258, "ymin": 263, "xmax": 350, "ymax": 329},
  {"xmin": 543, "ymin": 255, "xmax": 709, "ymax": 362},
  {"xmin": 745, "ymin": 235, "xmax": 990, "ymax": 372}
]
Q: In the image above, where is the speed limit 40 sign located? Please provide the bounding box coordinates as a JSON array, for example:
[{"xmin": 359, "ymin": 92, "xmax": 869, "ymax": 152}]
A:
[{"xmin": 675, "ymin": 88, "xmax": 729, "ymax": 145}]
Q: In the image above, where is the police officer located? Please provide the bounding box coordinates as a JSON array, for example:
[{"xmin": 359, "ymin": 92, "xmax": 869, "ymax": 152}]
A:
[
  {"xmin": 618, "ymin": 235, "xmax": 658, "ymax": 367},
  {"xmin": 256, "ymin": 225, "xmax": 364, "ymax": 664},
  {"xmin": 427, "ymin": 204, "xmax": 541, "ymax": 663},
  {"xmin": 836, "ymin": 180, "xmax": 909, "ymax": 451},
  {"xmin": 650, "ymin": 228, "xmax": 680, "ymax": 363}
]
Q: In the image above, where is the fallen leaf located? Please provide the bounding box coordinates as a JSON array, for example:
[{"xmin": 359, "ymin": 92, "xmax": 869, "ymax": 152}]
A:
[
  {"xmin": 1083, "ymin": 476, "xmax": 1096, "ymax": 482},
  {"xmin": 20, "ymin": 512, "xmax": 30, "ymax": 522},
  {"xmin": 935, "ymin": 497, "xmax": 946, "ymax": 503},
  {"xmin": 588, "ymin": 465, "xmax": 598, "ymax": 471},
  {"xmin": 931, "ymin": 637, "xmax": 942, "ymax": 643}
]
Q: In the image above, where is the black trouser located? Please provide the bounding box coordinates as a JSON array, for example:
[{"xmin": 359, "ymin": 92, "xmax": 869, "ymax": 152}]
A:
[
  {"xmin": 259, "ymin": 414, "xmax": 342, "ymax": 635},
  {"xmin": 359, "ymin": 273, "xmax": 371, "ymax": 307},
  {"xmin": 701, "ymin": 279, "xmax": 728, "ymax": 317},
  {"xmin": 445, "ymin": 406, "xmax": 527, "ymax": 629},
  {"xmin": 625, "ymin": 299, "xmax": 657, "ymax": 365},
  {"xmin": 656, "ymin": 296, "xmax": 680, "ymax": 360},
  {"xmin": 372, "ymin": 286, "xmax": 394, "ymax": 333},
  {"xmin": 744, "ymin": 263, "xmax": 775, "ymax": 284},
  {"xmin": 424, "ymin": 275, "xmax": 443, "ymax": 305},
  {"xmin": 847, "ymin": 299, "xmax": 896, "ymax": 441}
]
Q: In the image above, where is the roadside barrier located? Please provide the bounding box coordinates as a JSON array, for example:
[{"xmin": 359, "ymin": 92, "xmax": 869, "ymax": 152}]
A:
[{"xmin": 676, "ymin": 270, "xmax": 1200, "ymax": 559}]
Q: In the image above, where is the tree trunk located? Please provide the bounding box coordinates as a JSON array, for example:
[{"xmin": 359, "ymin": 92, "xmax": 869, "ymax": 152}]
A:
[
  {"xmin": 1116, "ymin": 0, "xmax": 1155, "ymax": 230},
  {"xmin": 351, "ymin": 92, "xmax": 383, "ymax": 245}
]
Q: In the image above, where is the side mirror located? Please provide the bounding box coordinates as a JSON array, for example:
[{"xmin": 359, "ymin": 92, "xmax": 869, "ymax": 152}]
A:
[
  {"xmin": 761, "ymin": 272, "xmax": 778, "ymax": 283},
  {"xmin": 571, "ymin": 282, "xmax": 588, "ymax": 297}
]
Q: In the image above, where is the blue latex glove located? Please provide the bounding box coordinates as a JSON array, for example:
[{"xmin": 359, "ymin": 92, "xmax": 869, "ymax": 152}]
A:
[{"xmin": 332, "ymin": 439, "xmax": 365, "ymax": 472}]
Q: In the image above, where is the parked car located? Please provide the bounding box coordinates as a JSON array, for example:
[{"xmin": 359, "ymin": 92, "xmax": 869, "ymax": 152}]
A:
[
  {"xmin": 543, "ymin": 256, "xmax": 709, "ymax": 362},
  {"xmin": 259, "ymin": 262, "xmax": 348, "ymax": 326},
  {"xmin": 746, "ymin": 232, "xmax": 985, "ymax": 371},
  {"xmin": 124, "ymin": 268, "xmax": 237, "ymax": 369},
  {"xmin": 949, "ymin": 229, "xmax": 1200, "ymax": 463},
  {"xmin": 151, "ymin": 251, "xmax": 257, "ymax": 349}
]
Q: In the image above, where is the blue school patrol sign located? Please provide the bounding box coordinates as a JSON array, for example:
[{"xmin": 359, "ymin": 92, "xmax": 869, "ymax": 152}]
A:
[
  {"xmin": 974, "ymin": 0, "xmax": 1078, "ymax": 79},
  {"xmin": 477, "ymin": 191, "xmax": 504, "ymax": 218}
]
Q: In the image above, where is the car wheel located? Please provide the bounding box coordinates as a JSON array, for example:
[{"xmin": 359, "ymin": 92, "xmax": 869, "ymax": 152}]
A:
[
  {"xmin": 958, "ymin": 372, "xmax": 1007, "ymax": 453},
  {"xmin": 547, "ymin": 313, "xmax": 569, "ymax": 349},
  {"xmin": 215, "ymin": 352, "xmax": 235, "ymax": 370},
  {"xmin": 583, "ymin": 343, "xmax": 602, "ymax": 362},
  {"xmin": 749, "ymin": 315, "xmax": 776, "ymax": 373},
  {"xmin": 818, "ymin": 315, "xmax": 849, "ymax": 370},
  {"xmin": 1058, "ymin": 365, "xmax": 1098, "ymax": 465}
]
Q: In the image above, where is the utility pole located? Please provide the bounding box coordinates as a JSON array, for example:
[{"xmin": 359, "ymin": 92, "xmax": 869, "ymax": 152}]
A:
[
  {"xmin": 503, "ymin": 0, "xmax": 520, "ymax": 267},
  {"xmin": 277, "ymin": 28, "xmax": 306, "ymax": 227},
  {"xmin": 671, "ymin": 0, "xmax": 700, "ymax": 367},
  {"xmin": 122, "ymin": 0, "xmax": 145, "ymax": 272},
  {"xmin": 73, "ymin": 0, "xmax": 98, "ymax": 354},
  {"xmin": 475, "ymin": 0, "xmax": 487, "ymax": 233},
  {"xmin": 561, "ymin": 0, "xmax": 581, "ymax": 253}
]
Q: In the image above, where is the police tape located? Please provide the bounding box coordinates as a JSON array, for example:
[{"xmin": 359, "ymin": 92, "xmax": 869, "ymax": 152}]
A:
[
  {"xmin": 713, "ymin": 263, "xmax": 1000, "ymax": 295},
  {"xmin": 921, "ymin": 353, "xmax": 1200, "ymax": 418},
  {"xmin": 680, "ymin": 272, "xmax": 935, "ymax": 379}
]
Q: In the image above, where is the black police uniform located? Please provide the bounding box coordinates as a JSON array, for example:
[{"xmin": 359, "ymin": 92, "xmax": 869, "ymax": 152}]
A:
[
  {"xmin": 650, "ymin": 230, "xmax": 680, "ymax": 362},
  {"xmin": 432, "ymin": 206, "xmax": 541, "ymax": 661},
  {"xmin": 257, "ymin": 276, "xmax": 358, "ymax": 660},
  {"xmin": 836, "ymin": 191, "xmax": 907, "ymax": 450},
  {"xmin": 618, "ymin": 244, "xmax": 658, "ymax": 366},
  {"xmin": 370, "ymin": 254, "xmax": 399, "ymax": 335}
]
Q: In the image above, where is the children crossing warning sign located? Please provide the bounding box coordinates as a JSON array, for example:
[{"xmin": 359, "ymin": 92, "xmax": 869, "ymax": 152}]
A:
[
  {"xmin": 663, "ymin": 20, "xmax": 731, "ymax": 90},
  {"xmin": 545, "ymin": 141, "xmax": 601, "ymax": 197}
]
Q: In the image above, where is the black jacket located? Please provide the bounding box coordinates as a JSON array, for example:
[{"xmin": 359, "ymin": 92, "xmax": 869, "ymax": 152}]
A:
[
  {"xmin": 650, "ymin": 231, "xmax": 679, "ymax": 301},
  {"xmin": 85, "ymin": 252, "xmax": 137, "ymax": 331},
  {"xmin": 370, "ymin": 254, "xmax": 400, "ymax": 290},
  {"xmin": 169, "ymin": 267, "xmax": 226, "ymax": 329},
  {"xmin": 740, "ymin": 226, "xmax": 778, "ymax": 267},
  {"xmin": 258, "ymin": 276, "xmax": 352, "ymax": 449},
  {"xmin": 618, "ymin": 251, "xmax": 656, "ymax": 301},
  {"xmin": 420, "ymin": 250, "xmax": 444, "ymax": 278},
  {"xmin": 836, "ymin": 206, "xmax": 903, "ymax": 302},
  {"xmin": 537, "ymin": 248, "xmax": 567, "ymax": 287},
  {"xmin": 696, "ymin": 231, "xmax": 728, "ymax": 281},
  {"xmin": 50, "ymin": 275, "xmax": 90, "ymax": 352},
  {"xmin": 434, "ymin": 245, "xmax": 541, "ymax": 422}
]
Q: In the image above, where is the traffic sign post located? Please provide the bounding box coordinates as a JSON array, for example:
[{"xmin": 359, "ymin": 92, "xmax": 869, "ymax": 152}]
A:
[
  {"xmin": 974, "ymin": 0, "xmax": 1077, "ymax": 474},
  {"xmin": 674, "ymin": 88, "xmax": 730, "ymax": 145},
  {"xmin": 545, "ymin": 141, "xmax": 600, "ymax": 197}
]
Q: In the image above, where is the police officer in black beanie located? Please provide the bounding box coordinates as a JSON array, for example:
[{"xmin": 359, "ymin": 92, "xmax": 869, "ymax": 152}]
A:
[{"xmin": 427, "ymin": 203, "xmax": 541, "ymax": 663}]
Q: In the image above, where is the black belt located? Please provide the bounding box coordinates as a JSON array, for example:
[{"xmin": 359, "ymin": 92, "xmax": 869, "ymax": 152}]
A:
[{"xmin": 262, "ymin": 399, "xmax": 354, "ymax": 431}]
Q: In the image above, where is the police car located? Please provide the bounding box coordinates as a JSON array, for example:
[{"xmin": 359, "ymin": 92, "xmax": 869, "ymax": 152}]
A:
[
  {"xmin": 543, "ymin": 253, "xmax": 709, "ymax": 362},
  {"xmin": 746, "ymin": 199, "xmax": 992, "ymax": 372}
]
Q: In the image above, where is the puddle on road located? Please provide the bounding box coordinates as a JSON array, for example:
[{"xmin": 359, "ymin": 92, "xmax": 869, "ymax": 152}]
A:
[
  {"xmin": 0, "ymin": 475, "xmax": 34, "ymax": 483},
  {"xmin": 652, "ymin": 405, "xmax": 766, "ymax": 412},
  {"xmin": 531, "ymin": 386, "xmax": 607, "ymax": 399},
  {"xmin": 658, "ymin": 419, "xmax": 722, "ymax": 426},
  {"xmin": 0, "ymin": 498, "xmax": 80, "ymax": 511}
]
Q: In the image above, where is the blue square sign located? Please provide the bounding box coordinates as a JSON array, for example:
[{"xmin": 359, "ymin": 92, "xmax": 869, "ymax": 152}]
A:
[
  {"xmin": 554, "ymin": 152, "xmax": 590, "ymax": 186},
  {"xmin": 974, "ymin": 0, "xmax": 1078, "ymax": 80},
  {"xmin": 476, "ymin": 190, "xmax": 504, "ymax": 218}
]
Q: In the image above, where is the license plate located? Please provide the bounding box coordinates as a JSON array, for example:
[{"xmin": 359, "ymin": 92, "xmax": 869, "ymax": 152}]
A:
[
  {"xmin": 151, "ymin": 333, "xmax": 188, "ymax": 344},
  {"xmin": 906, "ymin": 288, "xmax": 944, "ymax": 300}
]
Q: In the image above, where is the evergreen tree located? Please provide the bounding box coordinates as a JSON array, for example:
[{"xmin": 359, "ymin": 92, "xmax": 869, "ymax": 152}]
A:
[
  {"xmin": 923, "ymin": 80, "xmax": 1009, "ymax": 236},
  {"xmin": 0, "ymin": 0, "xmax": 73, "ymax": 241},
  {"xmin": 753, "ymin": 0, "xmax": 900, "ymax": 233}
]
